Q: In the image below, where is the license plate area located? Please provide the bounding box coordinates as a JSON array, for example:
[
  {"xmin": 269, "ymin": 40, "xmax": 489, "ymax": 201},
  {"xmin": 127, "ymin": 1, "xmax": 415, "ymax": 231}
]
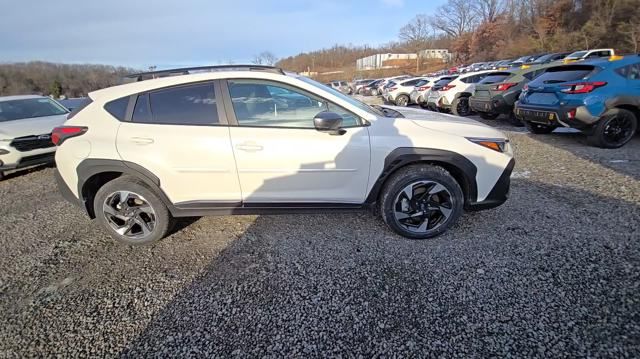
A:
[{"xmin": 519, "ymin": 109, "xmax": 556, "ymax": 124}]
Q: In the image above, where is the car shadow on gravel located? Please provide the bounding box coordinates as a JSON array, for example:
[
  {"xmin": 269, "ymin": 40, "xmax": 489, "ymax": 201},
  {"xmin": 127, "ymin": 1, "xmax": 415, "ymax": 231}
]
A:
[
  {"xmin": 524, "ymin": 131, "xmax": 640, "ymax": 181},
  {"xmin": 120, "ymin": 179, "xmax": 640, "ymax": 357}
]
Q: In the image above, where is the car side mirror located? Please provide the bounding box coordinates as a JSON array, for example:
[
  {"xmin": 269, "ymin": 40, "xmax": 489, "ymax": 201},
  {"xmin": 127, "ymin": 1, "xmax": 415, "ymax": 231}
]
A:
[{"xmin": 313, "ymin": 111, "xmax": 346, "ymax": 135}]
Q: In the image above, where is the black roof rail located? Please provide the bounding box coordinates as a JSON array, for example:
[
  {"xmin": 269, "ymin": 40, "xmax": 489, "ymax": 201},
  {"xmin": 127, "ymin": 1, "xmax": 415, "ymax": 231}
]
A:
[{"xmin": 123, "ymin": 65, "xmax": 285, "ymax": 82}]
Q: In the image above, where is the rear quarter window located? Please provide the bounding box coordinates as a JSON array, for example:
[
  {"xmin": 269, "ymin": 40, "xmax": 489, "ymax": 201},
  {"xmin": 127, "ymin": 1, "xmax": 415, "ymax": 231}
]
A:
[{"xmin": 103, "ymin": 97, "xmax": 128, "ymax": 121}]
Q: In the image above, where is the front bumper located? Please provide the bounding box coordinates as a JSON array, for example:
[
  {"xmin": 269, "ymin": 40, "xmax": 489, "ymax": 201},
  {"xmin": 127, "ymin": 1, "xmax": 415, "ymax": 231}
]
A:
[
  {"xmin": 514, "ymin": 103, "xmax": 600, "ymax": 130},
  {"xmin": 469, "ymin": 96, "xmax": 511, "ymax": 114},
  {"xmin": 467, "ymin": 158, "xmax": 515, "ymax": 211},
  {"xmin": 0, "ymin": 151, "xmax": 55, "ymax": 171}
]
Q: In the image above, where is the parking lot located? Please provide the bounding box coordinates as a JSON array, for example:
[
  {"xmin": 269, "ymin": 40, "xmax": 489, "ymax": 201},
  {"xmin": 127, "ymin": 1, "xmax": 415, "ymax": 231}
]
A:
[{"xmin": 1, "ymin": 101, "xmax": 639, "ymax": 356}]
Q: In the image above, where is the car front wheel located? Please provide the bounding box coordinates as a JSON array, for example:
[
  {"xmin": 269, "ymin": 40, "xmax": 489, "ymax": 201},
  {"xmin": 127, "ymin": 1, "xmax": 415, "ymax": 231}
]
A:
[
  {"xmin": 94, "ymin": 176, "xmax": 174, "ymax": 245},
  {"xmin": 587, "ymin": 108, "xmax": 638, "ymax": 148},
  {"xmin": 380, "ymin": 165, "xmax": 464, "ymax": 239}
]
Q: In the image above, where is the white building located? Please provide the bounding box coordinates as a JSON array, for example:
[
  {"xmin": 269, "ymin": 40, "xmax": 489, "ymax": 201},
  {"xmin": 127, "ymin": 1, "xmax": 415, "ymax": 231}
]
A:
[{"xmin": 356, "ymin": 49, "xmax": 451, "ymax": 70}]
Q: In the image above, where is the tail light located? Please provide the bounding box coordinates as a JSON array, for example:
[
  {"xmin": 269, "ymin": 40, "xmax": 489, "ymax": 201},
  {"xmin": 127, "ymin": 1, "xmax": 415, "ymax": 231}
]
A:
[
  {"xmin": 441, "ymin": 84, "xmax": 456, "ymax": 91},
  {"xmin": 560, "ymin": 81, "xmax": 607, "ymax": 94},
  {"xmin": 492, "ymin": 83, "xmax": 518, "ymax": 91},
  {"xmin": 52, "ymin": 126, "xmax": 88, "ymax": 146},
  {"xmin": 418, "ymin": 85, "xmax": 431, "ymax": 91}
]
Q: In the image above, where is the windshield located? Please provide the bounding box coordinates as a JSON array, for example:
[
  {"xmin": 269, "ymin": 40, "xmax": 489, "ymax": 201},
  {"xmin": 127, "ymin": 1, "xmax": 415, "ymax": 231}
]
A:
[
  {"xmin": 0, "ymin": 97, "xmax": 68, "ymax": 122},
  {"xmin": 567, "ymin": 51, "xmax": 587, "ymax": 59},
  {"xmin": 298, "ymin": 76, "xmax": 384, "ymax": 117}
]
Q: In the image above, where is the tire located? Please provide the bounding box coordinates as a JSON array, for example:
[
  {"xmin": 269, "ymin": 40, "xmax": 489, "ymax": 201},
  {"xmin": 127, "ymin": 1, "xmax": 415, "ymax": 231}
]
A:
[
  {"xmin": 370, "ymin": 88, "xmax": 378, "ymax": 96},
  {"xmin": 507, "ymin": 111, "xmax": 524, "ymax": 127},
  {"xmin": 451, "ymin": 97, "xmax": 471, "ymax": 116},
  {"xmin": 587, "ymin": 108, "xmax": 638, "ymax": 148},
  {"xmin": 526, "ymin": 122, "xmax": 556, "ymax": 134},
  {"xmin": 480, "ymin": 112, "xmax": 499, "ymax": 120},
  {"xmin": 93, "ymin": 175, "xmax": 174, "ymax": 245},
  {"xmin": 419, "ymin": 102, "xmax": 430, "ymax": 109},
  {"xmin": 379, "ymin": 165, "xmax": 464, "ymax": 239},
  {"xmin": 395, "ymin": 94, "xmax": 409, "ymax": 107}
]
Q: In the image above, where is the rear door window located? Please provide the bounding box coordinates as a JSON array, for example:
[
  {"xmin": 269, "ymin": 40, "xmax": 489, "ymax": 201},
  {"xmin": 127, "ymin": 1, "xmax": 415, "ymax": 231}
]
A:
[
  {"xmin": 132, "ymin": 82, "xmax": 219, "ymax": 125},
  {"xmin": 529, "ymin": 65, "xmax": 595, "ymax": 85}
]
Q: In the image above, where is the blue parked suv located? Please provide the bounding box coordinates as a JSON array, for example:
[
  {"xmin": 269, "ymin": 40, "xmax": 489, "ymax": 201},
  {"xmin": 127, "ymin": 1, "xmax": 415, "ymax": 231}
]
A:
[{"xmin": 515, "ymin": 55, "xmax": 640, "ymax": 148}]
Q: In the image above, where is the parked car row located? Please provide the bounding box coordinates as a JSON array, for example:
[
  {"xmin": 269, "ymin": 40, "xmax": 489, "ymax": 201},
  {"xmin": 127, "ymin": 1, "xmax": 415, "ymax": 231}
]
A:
[{"xmin": 375, "ymin": 54, "xmax": 640, "ymax": 148}]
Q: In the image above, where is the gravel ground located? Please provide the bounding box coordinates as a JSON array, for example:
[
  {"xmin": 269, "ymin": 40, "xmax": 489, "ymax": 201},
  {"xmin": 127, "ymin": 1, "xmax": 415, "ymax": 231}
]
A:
[{"xmin": 0, "ymin": 100, "xmax": 639, "ymax": 357}]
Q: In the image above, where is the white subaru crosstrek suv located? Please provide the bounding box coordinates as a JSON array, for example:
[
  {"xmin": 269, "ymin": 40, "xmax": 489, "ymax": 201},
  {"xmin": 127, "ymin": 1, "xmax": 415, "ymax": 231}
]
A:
[
  {"xmin": 432, "ymin": 71, "xmax": 493, "ymax": 116},
  {"xmin": 0, "ymin": 95, "xmax": 70, "ymax": 180},
  {"xmin": 383, "ymin": 77, "xmax": 428, "ymax": 106},
  {"xmin": 53, "ymin": 65, "xmax": 515, "ymax": 245}
]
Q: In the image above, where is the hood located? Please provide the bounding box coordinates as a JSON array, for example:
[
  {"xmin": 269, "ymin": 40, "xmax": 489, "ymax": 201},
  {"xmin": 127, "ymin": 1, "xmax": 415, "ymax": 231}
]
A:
[
  {"xmin": 0, "ymin": 114, "xmax": 68, "ymax": 140},
  {"xmin": 381, "ymin": 105, "xmax": 507, "ymax": 139}
]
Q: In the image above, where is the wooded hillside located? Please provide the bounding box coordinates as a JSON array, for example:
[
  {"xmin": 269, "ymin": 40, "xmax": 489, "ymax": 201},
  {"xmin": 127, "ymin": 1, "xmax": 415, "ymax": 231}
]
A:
[
  {"xmin": 277, "ymin": 0, "xmax": 640, "ymax": 72},
  {"xmin": 0, "ymin": 62, "xmax": 137, "ymax": 97}
]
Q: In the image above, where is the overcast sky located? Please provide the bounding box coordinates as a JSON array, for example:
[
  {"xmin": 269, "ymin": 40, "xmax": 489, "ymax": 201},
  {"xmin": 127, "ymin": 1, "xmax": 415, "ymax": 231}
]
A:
[{"xmin": 0, "ymin": 0, "xmax": 445, "ymax": 69}]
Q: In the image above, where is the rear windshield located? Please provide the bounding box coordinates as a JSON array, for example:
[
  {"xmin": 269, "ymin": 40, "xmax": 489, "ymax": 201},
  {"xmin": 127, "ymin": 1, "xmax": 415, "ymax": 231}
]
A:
[
  {"xmin": 434, "ymin": 79, "xmax": 453, "ymax": 87},
  {"xmin": 415, "ymin": 79, "xmax": 430, "ymax": 87},
  {"xmin": 0, "ymin": 97, "xmax": 69, "ymax": 122},
  {"xmin": 529, "ymin": 65, "xmax": 596, "ymax": 85},
  {"xmin": 478, "ymin": 72, "xmax": 512, "ymax": 84}
]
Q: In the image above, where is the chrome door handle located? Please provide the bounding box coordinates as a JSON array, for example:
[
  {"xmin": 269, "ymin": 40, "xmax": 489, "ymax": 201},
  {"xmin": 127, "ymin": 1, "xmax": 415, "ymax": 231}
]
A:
[
  {"xmin": 235, "ymin": 143, "xmax": 264, "ymax": 152},
  {"xmin": 130, "ymin": 137, "xmax": 154, "ymax": 145}
]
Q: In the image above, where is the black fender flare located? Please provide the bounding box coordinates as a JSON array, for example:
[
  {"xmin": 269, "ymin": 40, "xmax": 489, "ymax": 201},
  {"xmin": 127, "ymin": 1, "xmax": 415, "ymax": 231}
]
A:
[
  {"xmin": 76, "ymin": 159, "xmax": 175, "ymax": 217},
  {"xmin": 364, "ymin": 147, "xmax": 478, "ymax": 206},
  {"xmin": 454, "ymin": 92, "xmax": 473, "ymax": 100}
]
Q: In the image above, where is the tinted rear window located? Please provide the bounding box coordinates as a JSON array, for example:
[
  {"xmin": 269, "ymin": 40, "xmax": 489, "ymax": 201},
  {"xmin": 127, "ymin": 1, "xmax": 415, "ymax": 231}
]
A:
[
  {"xmin": 530, "ymin": 65, "xmax": 595, "ymax": 85},
  {"xmin": 415, "ymin": 80, "xmax": 429, "ymax": 86},
  {"xmin": 148, "ymin": 83, "xmax": 219, "ymax": 125},
  {"xmin": 478, "ymin": 73, "xmax": 512, "ymax": 84},
  {"xmin": 434, "ymin": 79, "xmax": 453, "ymax": 87}
]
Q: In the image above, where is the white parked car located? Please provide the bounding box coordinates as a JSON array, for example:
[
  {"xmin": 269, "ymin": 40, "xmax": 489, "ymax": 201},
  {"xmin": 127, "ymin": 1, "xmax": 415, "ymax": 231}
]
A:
[
  {"xmin": 0, "ymin": 95, "xmax": 69, "ymax": 180},
  {"xmin": 409, "ymin": 77, "xmax": 448, "ymax": 107},
  {"xmin": 54, "ymin": 65, "xmax": 515, "ymax": 245},
  {"xmin": 424, "ymin": 76, "xmax": 459, "ymax": 110},
  {"xmin": 432, "ymin": 71, "xmax": 493, "ymax": 116},
  {"xmin": 563, "ymin": 49, "xmax": 615, "ymax": 63},
  {"xmin": 374, "ymin": 75, "xmax": 411, "ymax": 96},
  {"xmin": 383, "ymin": 77, "xmax": 428, "ymax": 106}
]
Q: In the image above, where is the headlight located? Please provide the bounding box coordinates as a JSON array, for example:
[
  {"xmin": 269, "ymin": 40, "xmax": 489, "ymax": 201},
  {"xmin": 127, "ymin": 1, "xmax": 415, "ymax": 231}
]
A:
[{"xmin": 466, "ymin": 137, "xmax": 509, "ymax": 153}]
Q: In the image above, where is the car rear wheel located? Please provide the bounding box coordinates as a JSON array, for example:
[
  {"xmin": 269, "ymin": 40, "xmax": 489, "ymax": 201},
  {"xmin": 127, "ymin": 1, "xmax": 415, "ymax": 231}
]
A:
[
  {"xmin": 479, "ymin": 112, "xmax": 499, "ymax": 120},
  {"xmin": 587, "ymin": 108, "xmax": 638, "ymax": 148},
  {"xmin": 380, "ymin": 165, "xmax": 464, "ymax": 239},
  {"xmin": 526, "ymin": 122, "xmax": 556, "ymax": 134},
  {"xmin": 451, "ymin": 97, "xmax": 471, "ymax": 116},
  {"xmin": 94, "ymin": 176, "xmax": 174, "ymax": 245},
  {"xmin": 370, "ymin": 88, "xmax": 378, "ymax": 96},
  {"xmin": 395, "ymin": 95, "xmax": 409, "ymax": 107}
]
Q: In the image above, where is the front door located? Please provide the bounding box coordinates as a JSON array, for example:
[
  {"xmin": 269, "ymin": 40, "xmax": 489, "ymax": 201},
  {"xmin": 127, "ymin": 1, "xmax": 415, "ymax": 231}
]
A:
[{"xmin": 224, "ymin": 79, "xmax": 370, "ymax": 204}]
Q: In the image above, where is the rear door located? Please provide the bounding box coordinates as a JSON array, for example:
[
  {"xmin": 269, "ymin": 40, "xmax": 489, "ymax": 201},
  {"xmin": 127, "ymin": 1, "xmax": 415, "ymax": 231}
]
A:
[{"xmin": 116, "ymin": 81, "xmax": 241, "ymax": 205}]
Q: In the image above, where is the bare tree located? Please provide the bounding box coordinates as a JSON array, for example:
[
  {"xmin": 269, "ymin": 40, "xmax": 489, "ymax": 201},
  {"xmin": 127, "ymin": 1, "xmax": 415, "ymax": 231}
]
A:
[
  {"xmin": 252, "ymin": 51, "xmax": 278, "ymax": 66},
  {"xmin": 429, "ymin": 0, "xmax": 478, "ymax": 37},
  {"xmin": 473, "ymin": 0, "xmax": 504, "ymax": 22},
  {"xmin": 399, "ymin": 15, "xmax": 433, "ymax": 43}
]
